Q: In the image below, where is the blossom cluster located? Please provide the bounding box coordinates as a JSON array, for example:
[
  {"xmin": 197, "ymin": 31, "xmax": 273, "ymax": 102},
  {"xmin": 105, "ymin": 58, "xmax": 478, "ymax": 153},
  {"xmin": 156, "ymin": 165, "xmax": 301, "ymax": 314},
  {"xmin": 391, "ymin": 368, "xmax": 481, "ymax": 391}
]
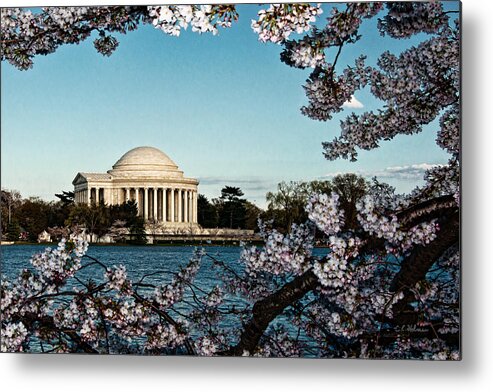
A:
[
  {"xmin": 312, "ymin": 235, "xmax": 361, "ymax": 288},
  {"xmin": 144, "ymin": 323, "xmax": 187, "ymax": 351},
  {"xmin": 241, "ymin": 223, "xmax": 313, "ymax": 276},
  {"xmin": 30, "ymin": 236, "xmax": 88, "ymax": 282},
  {"xmin": 385, "ymin": 337, "xmax": 459, "ymax": 360},
  {"xmin": 105, "ymin": 265, "xmax": 132, "ymax": 294},
  {"xmin": 422, "ymin": 160, "xmax": 460, "ymax": 204},
  {"xmin": 305, "ymin": 266, "xmax": 398, "ymax": 342},
  {"xmin": 1, "ymin": 322, "xmax": 28, "ymax": 352},
  {"xmin": 306, "ymin": 192, "xmax": 344, "ymax": 235},
  {"xmin": 1, "ymin": 7, "xmax": 145, "ymax": 69},
  {"xmin": 154, "ymin": 253, "xmax": 201, "ymax": 308},
  {"xmin": 251, "ymin": 4, "xmax": 322, "ymax": 44},
  {"xmin": 255, "ymin": 327, "xmax": 301, "ymax": 357},
  {"xmin": 323, "ymin": 3, "xmax": 383, "ymax": 43},
  {"xmin": 378, "ymin": 2, "xmax": 449, "ymax": 38},
  {"xmin": 194, "ymin": 336, "xmax": 218, "ymax": 356},
  {"xmin": 437, "ymin": 103, "xmax": 460, "ymax": 156},
  {"xmin": 322, "ymin": 28, "xmax": 459, "ymax": 161},
  {"xmin": 357, "ymin": 196, "xmax": 399, "ymax": 240},
  {"xmin": 205, "ymin": 286, "xmax": 224, "ymax": 307},
  {"xmin": 282, "ymin": 38, "xmax": 325, "ymax": 69},
  {"xmin": 356, "ymin": 195, "xmax": 439, "ymax": 253},
  {"xmin": 148, "ymin": 5, "xmax": 237, "ymax": 36},
  {"xmin": 302, "ymin": 55, "xmax": 368, "ymax": 122},
  {"xmin": 280, "ymin": 1, "xmax": 383, "ymax": 70}
]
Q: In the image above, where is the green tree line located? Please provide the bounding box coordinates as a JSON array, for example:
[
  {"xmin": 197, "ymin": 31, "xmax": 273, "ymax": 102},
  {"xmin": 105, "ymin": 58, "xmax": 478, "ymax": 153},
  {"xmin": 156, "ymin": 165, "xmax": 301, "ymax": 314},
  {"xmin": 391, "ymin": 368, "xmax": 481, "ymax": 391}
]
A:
[{"xmin": 2, "ymin": 174, "xmax": 372, "ymax": 242}]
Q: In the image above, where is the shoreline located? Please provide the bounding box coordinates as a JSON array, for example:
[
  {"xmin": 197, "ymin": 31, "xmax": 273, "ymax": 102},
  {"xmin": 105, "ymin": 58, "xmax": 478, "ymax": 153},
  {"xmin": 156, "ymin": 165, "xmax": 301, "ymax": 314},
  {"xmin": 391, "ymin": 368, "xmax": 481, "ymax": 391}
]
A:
[
  {"xmin": 1, "ymin": 241, "xmax": 330, "ymax": 248},
  {"xmin": 0, "ymin": 241, "xmax": 262, "ymax": 248}
]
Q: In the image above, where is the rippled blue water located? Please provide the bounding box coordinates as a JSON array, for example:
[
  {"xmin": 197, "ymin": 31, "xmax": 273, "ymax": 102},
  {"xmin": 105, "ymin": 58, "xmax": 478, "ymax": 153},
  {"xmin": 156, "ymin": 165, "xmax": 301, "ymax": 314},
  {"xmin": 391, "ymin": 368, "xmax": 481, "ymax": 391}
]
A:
[
  {"xmin": 2, "ymin": 244, "xmax": 329, "ymax": 286},
  {"xmin": 2, "ymin": 244, "xmax": 330, "ymax": 354},
  {"xmin": 2, "ymin": 244, "xmax": 238, "ymax": 281}
]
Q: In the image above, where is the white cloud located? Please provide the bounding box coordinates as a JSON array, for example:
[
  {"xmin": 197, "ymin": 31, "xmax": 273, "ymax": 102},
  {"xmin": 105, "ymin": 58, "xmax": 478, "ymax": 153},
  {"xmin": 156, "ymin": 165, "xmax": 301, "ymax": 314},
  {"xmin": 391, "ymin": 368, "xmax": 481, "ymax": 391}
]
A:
[
  {"xmin": 383, "ymin": 163, "xmax": 442, "ymax": 179},
  {"xmin": 342, "ymin": 95, "xmax": 364, "ymax": 109},
  {"xmin": 323, "ymin": 163, "xmax": 443, "ymax": 181}
]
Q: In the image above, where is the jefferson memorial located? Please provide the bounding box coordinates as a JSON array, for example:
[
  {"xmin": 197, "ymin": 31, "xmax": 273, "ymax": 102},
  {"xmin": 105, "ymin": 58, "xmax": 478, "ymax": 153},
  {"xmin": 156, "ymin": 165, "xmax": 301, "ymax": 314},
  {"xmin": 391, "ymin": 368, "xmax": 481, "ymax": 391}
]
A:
[{"xmin": 72, "ymin": 146, "xmax": 199, "ymax": 228}]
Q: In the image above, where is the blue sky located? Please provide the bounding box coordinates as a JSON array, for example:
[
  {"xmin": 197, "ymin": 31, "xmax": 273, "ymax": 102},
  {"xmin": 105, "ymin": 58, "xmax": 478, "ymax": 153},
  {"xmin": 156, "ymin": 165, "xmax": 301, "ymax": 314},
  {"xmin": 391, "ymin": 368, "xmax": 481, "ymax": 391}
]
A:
[{"xmin": 1, "ymin": 3, "xmax": 458, "ymax": 208}]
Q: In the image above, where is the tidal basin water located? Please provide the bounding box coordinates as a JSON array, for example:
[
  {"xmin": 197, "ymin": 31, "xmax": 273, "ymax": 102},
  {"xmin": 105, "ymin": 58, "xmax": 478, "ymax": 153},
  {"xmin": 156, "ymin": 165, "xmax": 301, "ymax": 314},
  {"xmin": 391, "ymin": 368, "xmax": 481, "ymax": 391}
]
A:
[
  {"xmin": 1, "ymin": 244, "xmax": 251, "ymax": 311},
  {"xmin": 1, "ymin": 244, "xmax": 329, "ymax": 353},
  {"xmin": 2, "ymin": 244, "xmax": 329, "ymax": 287}
]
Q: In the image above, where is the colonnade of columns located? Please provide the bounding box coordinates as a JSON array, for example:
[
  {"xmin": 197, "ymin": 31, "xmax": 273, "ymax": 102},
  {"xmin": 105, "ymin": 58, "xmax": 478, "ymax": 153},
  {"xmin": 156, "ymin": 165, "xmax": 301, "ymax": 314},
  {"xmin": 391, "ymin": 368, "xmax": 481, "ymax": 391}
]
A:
[
  {"xmin": 75, "ymin": 186, "xmax": 198, "ymax": 224},
  {"xmin": 74, "ymin": 187, "xmax": 104, "ymax": 205},
  {"xmin": 74, "ymin": 188, "xmax": 93, "ymax": 204},
  {"xmin": 125, "ymin": 187, "xmax": 198, "ymax": 223}
]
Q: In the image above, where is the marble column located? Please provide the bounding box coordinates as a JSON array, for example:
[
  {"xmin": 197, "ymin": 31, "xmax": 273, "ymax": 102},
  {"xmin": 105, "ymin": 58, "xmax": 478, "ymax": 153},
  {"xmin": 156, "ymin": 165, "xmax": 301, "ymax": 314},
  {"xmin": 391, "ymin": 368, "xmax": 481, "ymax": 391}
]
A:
[
  {"xmin": 190, "ymin": 191, "xmax": 193, "ymax": 223},
  {"xmin": 144, "ymin": 187, "xmax": 149, "ymax": 220},
  {"xmin": 125, "ymin": 188, "xmax": 130, "ymax": 202},
  {"xmin": 190, "ymin": 191, "xmax": 193, "ymax": 222},
  {"xmin": 153, "ymin": 188, "xmax": 158, "ymax": 220},
  {"xmin": 193, "ymin": 191, "xmax": 197, "ymax": 223},
  {"xmin": 171, "ymin": 189, "xmax": 175, "ymax": 222},
  {"xmin": 177, "ymin": 189, "xmax": 182, "ymax": 222},
  {"xmin": 184, "ymin": 190, "xmax": 189, "ymax": 223},
  {"xmin": 162, "ymin": 188, "xmax": 167, "ymax": 222}
]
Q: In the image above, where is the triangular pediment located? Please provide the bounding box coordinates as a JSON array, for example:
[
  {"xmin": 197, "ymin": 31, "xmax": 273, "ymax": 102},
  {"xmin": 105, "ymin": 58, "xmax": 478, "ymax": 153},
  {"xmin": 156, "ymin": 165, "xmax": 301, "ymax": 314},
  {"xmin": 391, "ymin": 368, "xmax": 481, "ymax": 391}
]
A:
[{"xmin": 72, "ymin": 172, "xmax": 88, "ymax": 185}]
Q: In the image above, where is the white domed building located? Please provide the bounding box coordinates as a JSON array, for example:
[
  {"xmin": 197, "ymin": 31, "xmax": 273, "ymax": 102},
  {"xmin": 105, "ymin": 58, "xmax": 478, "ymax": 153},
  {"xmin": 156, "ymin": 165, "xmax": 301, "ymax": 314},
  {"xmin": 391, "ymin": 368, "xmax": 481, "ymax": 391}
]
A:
[{"xmin": 72, "ymin": 146, "xmax": 199, "ymax": 228}]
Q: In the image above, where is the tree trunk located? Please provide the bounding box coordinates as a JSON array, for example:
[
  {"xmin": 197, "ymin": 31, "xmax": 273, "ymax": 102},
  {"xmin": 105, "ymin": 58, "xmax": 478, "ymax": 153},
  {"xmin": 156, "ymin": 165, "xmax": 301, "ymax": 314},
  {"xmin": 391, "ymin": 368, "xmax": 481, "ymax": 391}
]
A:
[{"xmin": 219, "ymin": 269, "xmax": 318, "ymax": 356}]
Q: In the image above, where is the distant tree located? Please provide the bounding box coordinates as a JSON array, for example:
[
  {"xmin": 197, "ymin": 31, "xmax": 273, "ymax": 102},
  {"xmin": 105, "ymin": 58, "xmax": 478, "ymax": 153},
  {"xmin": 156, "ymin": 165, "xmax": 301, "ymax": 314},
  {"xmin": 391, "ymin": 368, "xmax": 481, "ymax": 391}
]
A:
[
  {"xmin": 1, "ymin": 189, "xmax": 22, "ymax": 232},
  {"xmin": 308, "ymin": 180, "xmax": 332, "ymax": 195},
  {"xmin": 66, "ymin": 203, "xmax": 110, "ymax": 242},
  {"xmin": 329, "ymin": 174, "xmax": 369, "ymax": 230},
  {"xmin": 108, "ymin": 220, "xmax": 128, "ymax": 243},
  {"xmin": 264, "ymin": 176, "xmax": 368, "ymax": 232},
  {"xmin": 54, "ymin": 190, "xmax": 74, "ymax": 205},
  {"xmin": 129, "ymin": 217, "xmax": 147, "ymax": 245},
  {"xmin": 5, "ymin": 221, "xmax": 20, "ymax": 241},
  {"xmin": 265, "ymin": 181, "xmax": 310, "ymax": 232},
  {"xmin": 244, "ymin": 201, "xmax": 262, "ymax": 231},
  {"xmin": 47, "ymin": 200, "xmax": 74, "ymax": 229},
  {"xmin": 197, "ymin": 194, "xmax": 218, "ymax": 228},
  {"xmin": 146, "ymin": 218, "xmax": 163, "ymax": 240},
  {"xmin": 218, "ymin": 186, "xmax": 247, "ymax": 229},
  {"xmin": 15, "ymin": 197, "xmax": 50, "ymax": 241},
  {"xmin": 109, "ymin": 201, "xmax": 139, "ymax": 227},
  {"xmin": 220, "ymin": 186, "xmax": 244, "ymax": 202}
]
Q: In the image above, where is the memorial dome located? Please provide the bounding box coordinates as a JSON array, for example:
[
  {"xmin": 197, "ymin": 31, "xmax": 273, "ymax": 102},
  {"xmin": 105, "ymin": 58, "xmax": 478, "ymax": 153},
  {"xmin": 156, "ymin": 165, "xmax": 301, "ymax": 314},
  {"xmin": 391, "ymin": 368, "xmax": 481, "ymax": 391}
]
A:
[{"xmin": 108, "ymin": 146, "xmax": 183, "ymax": 178}]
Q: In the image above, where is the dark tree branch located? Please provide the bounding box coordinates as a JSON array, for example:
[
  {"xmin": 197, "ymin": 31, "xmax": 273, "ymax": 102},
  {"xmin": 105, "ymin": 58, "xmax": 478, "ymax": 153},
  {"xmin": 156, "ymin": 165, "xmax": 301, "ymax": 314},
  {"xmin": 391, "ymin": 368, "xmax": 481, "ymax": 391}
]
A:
[
  {"xmin": 396, "ymin": 195, "xmax": 457, "ymax": 228},
  {"xmin": 390, "ymin": 210, "xmax": 459, "ymax": 293},
  {"xmin": 219, "ymin": 269, "xmax": 319, "ymax": 356}
]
